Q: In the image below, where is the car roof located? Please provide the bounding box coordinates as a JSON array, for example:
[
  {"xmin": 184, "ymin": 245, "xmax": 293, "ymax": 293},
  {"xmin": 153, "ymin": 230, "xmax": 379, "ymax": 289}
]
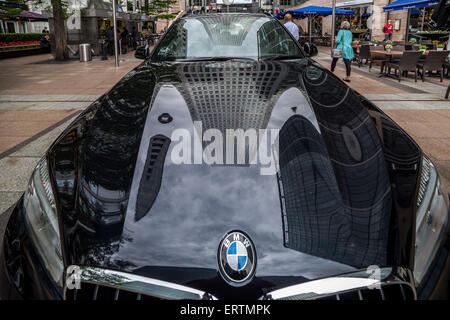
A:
[{"xmin": 181, "ymin": 12, "xmax": 273, "ymax": 20}]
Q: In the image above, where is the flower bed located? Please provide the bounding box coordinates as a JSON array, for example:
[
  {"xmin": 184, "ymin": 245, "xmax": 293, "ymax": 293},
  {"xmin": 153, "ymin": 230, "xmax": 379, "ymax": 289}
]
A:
[{"xmin": 0, "ymin": 33, "xmax": 43, "ymax": 43}]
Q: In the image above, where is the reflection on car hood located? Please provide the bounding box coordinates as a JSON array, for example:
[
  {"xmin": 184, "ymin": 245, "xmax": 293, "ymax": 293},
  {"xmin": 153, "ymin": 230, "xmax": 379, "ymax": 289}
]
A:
[{"xmin": 48, "ymin": 59, "xmax": 420, "ymax": 299}]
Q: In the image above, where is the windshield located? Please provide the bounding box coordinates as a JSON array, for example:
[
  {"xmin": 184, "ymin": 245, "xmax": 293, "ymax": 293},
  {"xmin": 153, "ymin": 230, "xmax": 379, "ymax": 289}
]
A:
[{"xmin": 152, "ymin": 14, "xmax": 303, "ymax": 61}]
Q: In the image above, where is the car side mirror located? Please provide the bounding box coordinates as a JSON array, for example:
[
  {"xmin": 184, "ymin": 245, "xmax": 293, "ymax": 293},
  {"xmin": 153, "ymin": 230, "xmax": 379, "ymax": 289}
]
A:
[
  {"xmin": 135, "ymin": 45, "xmax": 149, "ymax": 59},
  {"xmin": 303, "ymin": 43, "xmax": 318, "ymax": 57}
]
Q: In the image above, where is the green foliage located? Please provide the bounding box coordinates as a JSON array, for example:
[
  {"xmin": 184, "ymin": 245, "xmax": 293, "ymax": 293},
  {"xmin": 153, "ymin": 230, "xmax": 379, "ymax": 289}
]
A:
[
  {"xmin": 0, "ymin": 33, "xmax": 43, "ymax": 43},
  {"xmin": 416, "ymin": 30, "xmax": 449, "ymax": 34},
  {"xmin": 372, "ymin": 39, "xmax": 378, "ymax": 43},
  {"xmin": 31, "ymin": 0, "xmax": 73, "ymax": 20},
  {"xmin": 385, "ymin": 44, "xmax": 393, "ymax": 50},
  {"xmin": 127, "ymin": 1, "xmax": 133, "ymax": 11},
  {"xmin": 0, "ymin": 6, "xmax": 22, "ymax": 17},
  {"xmin": 145, "ymin": 0, "xmax": 179, "ymax": 20},
  {"xmin": 437, "ymin": 44, "xmax": 444, "ymax": 48},
  {"xmin": 0, "ymin": 0, "xmax": 29, "ymax": 11},
  {"xmin": 409, "ymin": 38, "xmax": 417, "ymax": 43}
]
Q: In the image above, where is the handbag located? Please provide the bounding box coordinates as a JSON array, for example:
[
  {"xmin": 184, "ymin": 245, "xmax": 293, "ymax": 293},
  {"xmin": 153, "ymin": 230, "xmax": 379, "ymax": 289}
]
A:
[
  {"xmin": 331, "ymin": 30, "xmax": 345, "ymax": 58},
  {"xmin": 332, "ymin": 48, "xmax": 343, "ymax": 58}
]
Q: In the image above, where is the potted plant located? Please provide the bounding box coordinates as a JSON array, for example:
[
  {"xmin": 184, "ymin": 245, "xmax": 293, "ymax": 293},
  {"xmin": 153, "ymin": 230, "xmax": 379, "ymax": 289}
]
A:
[
  {"xmin": 437, "ymin": 44, "xmax": 444, "ymax": 51},
  {"xmin": 352, "ymin": 40, "xmax": 359, "ymax": 48},
  {"xmin": 385, "ymin": 44, "xmax": 393, "ymax": 53},
  {"xmin": 419, "ymin": 45, "xmax": 427, "ymax": 53},
  {"xmin": 409, "ymin": 38, "xmax": 417, "ymax": 44},
  {"xmin": 372, "ymin": 39, "xmax": 379, "ymax": 46}
]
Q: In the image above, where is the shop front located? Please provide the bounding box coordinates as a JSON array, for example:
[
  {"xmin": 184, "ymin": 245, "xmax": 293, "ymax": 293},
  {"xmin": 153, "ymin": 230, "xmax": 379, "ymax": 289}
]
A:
[
  {"xmin": 383, "ymin": 0, "xmax": 443, "ymax": 42},
  {"xmin": 48, "ymin": 0, "xmax": 154, "ymax": 57},
  {"xmin": 0, "ymin": 10, "xmax": 48, "ymax": 34},
  {"xmin": 337, "ymin": 0, "xmax": 373, "ymax": 40}
]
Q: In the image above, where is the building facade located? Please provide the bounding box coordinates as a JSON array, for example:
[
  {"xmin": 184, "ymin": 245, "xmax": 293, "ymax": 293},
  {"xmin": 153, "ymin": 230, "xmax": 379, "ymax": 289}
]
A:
[{"xmin": 284, "ymin": 0, "xmax": 439, "ymax": 42}]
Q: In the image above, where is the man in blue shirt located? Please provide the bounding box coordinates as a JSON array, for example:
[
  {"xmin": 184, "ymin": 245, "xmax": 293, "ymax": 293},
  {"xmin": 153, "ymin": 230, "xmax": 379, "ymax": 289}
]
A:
[{"xmin": 284, "ymin": 14, "xmax": 299, "ymax": 41}]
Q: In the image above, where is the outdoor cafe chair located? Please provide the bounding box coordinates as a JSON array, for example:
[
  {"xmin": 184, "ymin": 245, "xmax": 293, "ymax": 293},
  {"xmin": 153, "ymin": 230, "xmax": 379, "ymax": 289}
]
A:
[
  {"xmin": 369, "ymin": 46, "xmax": 388, "ymax": 73},
  {"xmin": 356, "ymin": 45, "xmax": 372, "ymax": 68},
  {"xmin": 416, "ymin": 50, "xmax": 449, "ymax": 82},
  {"xmin": 385, "ymin": 51, "xmax": 423, "ymax": 82},
  {"xmin": 444, "ymin": 58, "xmax": 450, "ymax": 78},
  {"xmin": 393, "ymin": 45, "xmax": 405, "ymax": 51}
]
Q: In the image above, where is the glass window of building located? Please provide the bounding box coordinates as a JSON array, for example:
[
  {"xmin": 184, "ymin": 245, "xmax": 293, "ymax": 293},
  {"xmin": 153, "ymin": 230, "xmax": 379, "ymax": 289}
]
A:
[
  {"xmin": 407, "ymin": 6, "xmax": 436, "ymax": 41},
  {"xmin": 280, "ymin": 0, "xmax": 293, "ymax": 6}
]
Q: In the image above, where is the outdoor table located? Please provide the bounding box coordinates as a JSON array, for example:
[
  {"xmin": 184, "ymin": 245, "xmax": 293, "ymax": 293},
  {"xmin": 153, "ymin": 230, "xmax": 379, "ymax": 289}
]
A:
[
  {"xmin": 370, "ymin": 50, "xmax": 403, "ymax": 78},
  {"xmin": 378, "ymin": 50, "xmax": 432, "ymax": 78}
]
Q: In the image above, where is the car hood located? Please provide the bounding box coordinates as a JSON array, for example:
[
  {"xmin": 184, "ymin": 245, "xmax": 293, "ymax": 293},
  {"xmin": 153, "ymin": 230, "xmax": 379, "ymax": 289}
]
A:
[{"xmin": 48, "ymin": 59, "xmax": 420, "ymax": 299}]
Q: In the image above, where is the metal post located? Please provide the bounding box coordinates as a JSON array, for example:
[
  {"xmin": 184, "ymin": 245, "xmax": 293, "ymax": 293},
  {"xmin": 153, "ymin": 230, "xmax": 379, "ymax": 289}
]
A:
[
  {"xmin": 331, "ymin": 0, "xmax": 336, "ymax": 54},
  {"xmin": 421, "ymin": 8, "xmax": 425, "ymax": 31},
  {"xmin": 309, "ymin": 16, "xmax": 312, "ymax": 43},
  {"xmin": 112, "ymin": 0, "xmax": 119, "ymax": 68}
]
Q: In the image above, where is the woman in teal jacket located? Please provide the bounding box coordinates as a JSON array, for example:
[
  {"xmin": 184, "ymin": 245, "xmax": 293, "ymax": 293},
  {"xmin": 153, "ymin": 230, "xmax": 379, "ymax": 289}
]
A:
[{"xmin": 331, "ymin": 21, "xmax": 354, "ymax": 82}]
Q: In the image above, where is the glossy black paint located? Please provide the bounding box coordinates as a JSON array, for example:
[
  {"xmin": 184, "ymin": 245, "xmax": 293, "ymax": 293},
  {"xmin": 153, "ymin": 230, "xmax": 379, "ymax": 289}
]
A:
[
  {"xmin": 37, "ymin": 58, "xmax": 420, "ymax": 298},
  {"xmin": 1, "ymin": 14, "xmax": 429, "ymax": 300}
]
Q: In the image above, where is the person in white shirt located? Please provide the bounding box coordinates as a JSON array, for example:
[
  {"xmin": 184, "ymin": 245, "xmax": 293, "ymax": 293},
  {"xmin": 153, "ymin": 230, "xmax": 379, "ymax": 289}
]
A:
[{"xmin": 284, "ymin": 14, "xmax": 299, "ymax": 41}]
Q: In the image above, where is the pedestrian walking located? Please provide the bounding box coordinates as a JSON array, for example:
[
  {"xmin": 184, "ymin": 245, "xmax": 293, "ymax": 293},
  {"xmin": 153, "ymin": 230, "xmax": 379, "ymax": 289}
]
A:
[
  {"xmin": 107, "ymin": 27, "xmax": 115, "ymax": 55},
  {"xmin": 121, "ymin": 27, "xmax": 128, "ymax": 54},
  {"xmin": 384, "ymin": 20, "xmax": 393, "ymax": 41},
  {"xmin": 131, "ymin": 26, "xmax": 138, "ymax": 50},
  {"xmin": 284, "ymin": 13, "xmax": 299, "ymax": 41},
  {"xmin": 331, "ymin": 21, "xmax": 354, "ymax": 82}
]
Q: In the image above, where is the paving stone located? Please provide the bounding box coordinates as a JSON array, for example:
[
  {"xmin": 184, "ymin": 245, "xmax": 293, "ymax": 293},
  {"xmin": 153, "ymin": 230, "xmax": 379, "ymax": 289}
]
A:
[
  {"xmin": 0, "ymin": 191, "xmax": 22, "ymax": 216},
  {"xmin": 0, "ymin": 156, "xmax": 40, "ymax": 192}
]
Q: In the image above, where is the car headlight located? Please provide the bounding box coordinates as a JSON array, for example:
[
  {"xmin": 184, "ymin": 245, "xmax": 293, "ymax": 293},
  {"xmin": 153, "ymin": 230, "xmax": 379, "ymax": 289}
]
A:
[
  {"xmin": 23, "ymin": 157, "xmax": 64, "ymax": 286},
  {"xmin": 414, "ymin": 156, "xmax": 449, "ymax": 285}
]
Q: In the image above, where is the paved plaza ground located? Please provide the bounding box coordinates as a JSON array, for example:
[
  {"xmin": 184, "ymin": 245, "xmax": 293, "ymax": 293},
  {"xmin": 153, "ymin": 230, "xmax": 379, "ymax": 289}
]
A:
[{"xmin": 0, "ymin": 48, "xmax": 449, "ymax": 215}]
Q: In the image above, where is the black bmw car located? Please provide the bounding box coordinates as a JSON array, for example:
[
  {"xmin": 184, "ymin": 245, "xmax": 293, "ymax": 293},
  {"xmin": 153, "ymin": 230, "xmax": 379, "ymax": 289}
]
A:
[{"xmin": 1, "ymin": 13, "xmax": 449, "ymax": 300}]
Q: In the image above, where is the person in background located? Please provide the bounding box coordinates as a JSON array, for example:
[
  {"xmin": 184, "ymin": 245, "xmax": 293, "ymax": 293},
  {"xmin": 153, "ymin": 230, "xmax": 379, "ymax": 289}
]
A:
[
  {"xmin": 107, "ymin": 27, "xmax": 115, "ymax": 55},
  {"xmin": 384, "ymin": 20, "xmax": 393, "ymax": 41},
  {"xmin": 39, "ymin": 34, "xmax": 50, "ymax": 52},
  {"xmin": 284, "ymin": 13, "xmax": 299, "ymax": 41},
  {"xmin": 131, "ymin": 26, "xmax": 138, "ymax": 50},
  {"xmin": 331, "ymin": 20, "xmax": 354, "ymax": 82},
  {"xmin": 121, "ymin": 27, "xmax": 128, "ymax": 54}
]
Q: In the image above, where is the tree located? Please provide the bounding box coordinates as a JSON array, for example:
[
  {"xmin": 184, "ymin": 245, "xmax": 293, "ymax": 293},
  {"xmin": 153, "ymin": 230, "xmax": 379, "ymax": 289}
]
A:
[
  {"xmin": 0, "ymin": 0, "xmax": 29, "ymax": 18},
  {"xmin": 126, "ymin": 0, "xmax": 133, "ymax": 11},
  {"xmin": 27, "ymin": 0, "xmax": 72, "ymax": 61},
  {"xmin": 50, "ymin": 0, "xmax": 69, "ymax": 61},
  {"xmin": 145, "ymin": 0, "xmax": 179, "ymax": 21}
]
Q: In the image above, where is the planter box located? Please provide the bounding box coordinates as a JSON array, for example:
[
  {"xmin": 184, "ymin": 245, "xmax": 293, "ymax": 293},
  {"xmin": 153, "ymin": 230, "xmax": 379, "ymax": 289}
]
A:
[
  {"xmin": 0, "ymin": 47, "xmax": 50, "ymax": 59},
  {"xmin": 0, "ymin": 44, "xmax": 40, "ymax": 52}
]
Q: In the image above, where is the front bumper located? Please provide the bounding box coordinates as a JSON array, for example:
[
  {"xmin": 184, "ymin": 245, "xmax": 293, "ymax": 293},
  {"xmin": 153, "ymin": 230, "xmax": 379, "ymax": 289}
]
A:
[{"xmin": 1, "ymin": 196, "xmax": 449, "ymax": 300}]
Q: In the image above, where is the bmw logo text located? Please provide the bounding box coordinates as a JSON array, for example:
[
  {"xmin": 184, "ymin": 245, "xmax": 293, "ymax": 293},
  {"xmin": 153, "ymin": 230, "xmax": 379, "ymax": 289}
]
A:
[{"xmin": 218, "ymin": 230, "xmax": 256, "ymax": 286}]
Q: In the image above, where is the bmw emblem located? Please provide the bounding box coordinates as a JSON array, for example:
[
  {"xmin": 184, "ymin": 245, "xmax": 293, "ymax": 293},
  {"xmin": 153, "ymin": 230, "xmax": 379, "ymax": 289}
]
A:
[{"xmin": 218, "ymin": 230, "xmax": 256, "ymax": 286}]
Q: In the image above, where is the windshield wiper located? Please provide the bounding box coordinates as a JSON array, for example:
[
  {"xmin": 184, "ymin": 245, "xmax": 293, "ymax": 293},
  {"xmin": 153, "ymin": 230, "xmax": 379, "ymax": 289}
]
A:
[
  {"xmin": 176, "ymin": 56, "xmax": 256, "ymax": 62},
  {"xmin": 260, "ymin": 55, "xmax": 304, "ymax": 61}
]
